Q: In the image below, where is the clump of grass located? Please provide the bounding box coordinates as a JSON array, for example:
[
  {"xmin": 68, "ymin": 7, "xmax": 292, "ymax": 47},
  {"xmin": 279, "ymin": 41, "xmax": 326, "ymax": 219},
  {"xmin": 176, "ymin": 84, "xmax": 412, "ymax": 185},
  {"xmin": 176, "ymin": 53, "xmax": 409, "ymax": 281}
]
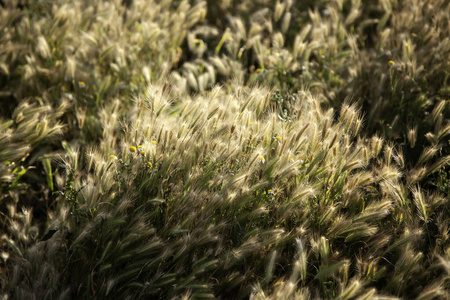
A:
[
  {"xmin": 3, "ymin": 82, "xmax": 448, "ymax": 298},
  {"xmin": 172, "ymin": 0, "xmax": 450, "ymax": 170},
  {"xmin": 1, "ymin": 0, "xmax": 450, "ymax": 299},
  {"xmin": 0, "ymin": 99, "xmax": 67, "ymax": 294}
]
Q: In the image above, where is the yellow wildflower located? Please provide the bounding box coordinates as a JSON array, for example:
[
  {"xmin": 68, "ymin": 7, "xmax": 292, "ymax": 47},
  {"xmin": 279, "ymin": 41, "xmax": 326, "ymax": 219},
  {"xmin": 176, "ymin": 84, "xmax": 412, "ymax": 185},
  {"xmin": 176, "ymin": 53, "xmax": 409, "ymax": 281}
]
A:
[
  {"xmin": 109, "ymin": 155, "xmax": 117, "ymax": 160},
  {"xmin": 275, "ymin": 136, "xmax": 282, "ymax": 141},
  {"xmin": 259, "ymin": 155, "xmax": 265, "ymax": 164},
  {"xmin": 151, "ymin": 140, "xmax": 158, "ymax": 145},
  {"xmin": 364, "ymin": 185, "xmax": 375, "ymax": 192},
  {"xmin": 129, "ymin": 146, "xmax": 136, "ymax": 153},
  {"xmin": 238, "ymin": 47, "xmax": 245, "ymax": 59},
  {"xmin": 140, "ymin": 150, "xmax": 146, "ymax": 157},
  {"xmin": 147, "ymin": 162, "xmax": 152, "ymax": 168},
  {"xmin": 388, "ymin": 60, "xmax": 394, "ymax": 65}
]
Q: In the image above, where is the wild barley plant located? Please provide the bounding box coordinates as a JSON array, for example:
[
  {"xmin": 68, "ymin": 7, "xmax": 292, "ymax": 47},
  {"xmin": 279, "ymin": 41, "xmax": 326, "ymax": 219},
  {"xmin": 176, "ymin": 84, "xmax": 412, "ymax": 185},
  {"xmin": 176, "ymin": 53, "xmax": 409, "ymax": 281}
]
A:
[
  {"xmin": 1, "ymin": 0, "xmax": 450, "ymax": 299},
  {"xmin": 0, "ymin": 100, "xmax": 67, "ymax": 295},
  {"xmin": 3, "ymin": 81, "xmax": 446, "ymax": 298},
  {"xmin": 1, "ymin": 0, "xmax": 207, "ymax": 297},
  {"xmin": 173, "ymin": 0, "xmax": 450, "ymax": 168}
]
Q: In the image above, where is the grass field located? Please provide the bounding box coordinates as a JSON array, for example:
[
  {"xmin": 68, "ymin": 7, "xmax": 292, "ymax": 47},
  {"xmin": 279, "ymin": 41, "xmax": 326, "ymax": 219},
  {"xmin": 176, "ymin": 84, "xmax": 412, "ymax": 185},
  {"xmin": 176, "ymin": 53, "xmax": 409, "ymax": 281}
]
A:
[{"xmin": 1, "ymin": 0, "xmax": 449, "ymax": 299}]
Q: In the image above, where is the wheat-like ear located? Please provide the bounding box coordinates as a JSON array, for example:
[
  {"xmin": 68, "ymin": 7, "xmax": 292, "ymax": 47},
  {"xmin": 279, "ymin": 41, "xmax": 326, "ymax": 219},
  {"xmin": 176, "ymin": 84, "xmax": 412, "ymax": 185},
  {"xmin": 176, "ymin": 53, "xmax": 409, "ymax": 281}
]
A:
[
  {"xmin": 407, "ymin": 126, "xmax": 417, "ymax": 148},
  {"xmin": 335, "ymin": 279, "xmax": 362, "ymax": 300},
  {"xmin": 431, "ymin": 100, "xmax": 446, "ymax": 124},
  {"xmin": 383, "ymin": 143, "xmax": 395, "ymax": 167},
  {"xmin": 411, "ymin": 186, "xmax": 430, "ymax": 224},
  {"xmin": 426, "ymin": 155, "xmax": 450, "ymax": 176},
  {"xmin": 393, "ymin": 148, "xmax": 404, "ymax": 168},
  {"xmin": 290, "ymin": 238, "xmax": 308, "ymax": 284},
  {"xmin": 352, "ymin": 199, "xmax": 392, "ymax": 223},
  {"xmin": 370, "ymin": 135, "xmax": 384, "ymax": 158},
  {"xmin": 377, "ymin": 164, "xmax": 402, "ymax": 182},
  {"xmin": 416, "ymin": 146, "xmax": 438, "ymax": 167}
]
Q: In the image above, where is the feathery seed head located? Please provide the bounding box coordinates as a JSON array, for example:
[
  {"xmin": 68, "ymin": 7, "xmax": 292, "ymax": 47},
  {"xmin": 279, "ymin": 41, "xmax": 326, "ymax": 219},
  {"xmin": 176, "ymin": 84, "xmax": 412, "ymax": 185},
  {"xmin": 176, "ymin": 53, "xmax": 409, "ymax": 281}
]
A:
[
  {"xmin": 431, "ymin": 100, "xmax": 446, "ymax": 124},
  {"xmin": 36, "ymin": 36, "xmax": 51, "ymax": 60},
  {"xmin": 407, "ymin": 127, "xmax": 417, "ymax": 148}
]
